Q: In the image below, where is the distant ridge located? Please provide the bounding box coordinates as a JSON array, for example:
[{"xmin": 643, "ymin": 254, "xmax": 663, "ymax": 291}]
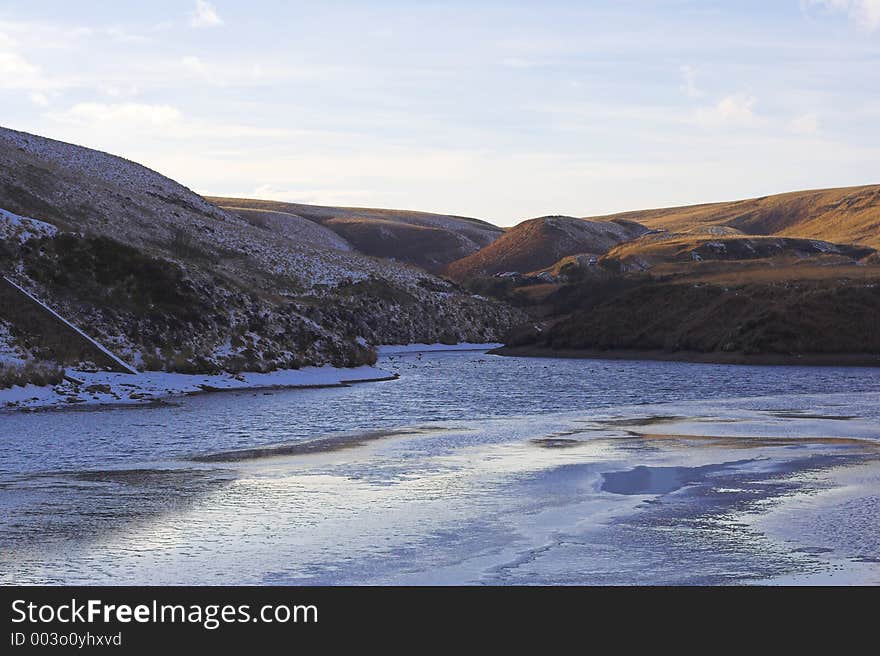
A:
[
  {"xmin": 584, "ymin": 185, "xmax": 880, "ymax": 249},
  {"xmin": 209, "ymin": 197, "xmax": 503, "ymax": 272}
]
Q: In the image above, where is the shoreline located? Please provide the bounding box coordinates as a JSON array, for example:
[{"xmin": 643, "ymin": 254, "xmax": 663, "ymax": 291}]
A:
[
  {"xmin": 377, "ymin": 342, "xmax": 503, "ymax": 355},
  {"xmin": 0, "ymin": 341, "xmax": 506, "ymax": 414},
  {"xmin": 490, "ymin": 345, "xmax": 880, "ymax": 368},
  {"xmin": 0, "ymin": 366, "xmax": 399, "ymax": 414}
]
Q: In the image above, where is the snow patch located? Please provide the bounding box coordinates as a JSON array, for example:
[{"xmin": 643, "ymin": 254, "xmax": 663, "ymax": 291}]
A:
[
  {"xmin": 0, "ymin": 365, "xmax": 394, "ymax": 411},
  {"xmin": 0, "ymin": 208, "xmax": 58, "ymax": 243}
]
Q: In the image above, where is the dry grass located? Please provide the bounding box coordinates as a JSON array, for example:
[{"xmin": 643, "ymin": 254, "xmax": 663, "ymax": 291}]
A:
[
  {"xmin": 0, "ymin": 360, "xmax": 65, "ymax": 389},
  {"xmin": 447, "ymin": 216, "xmax": 646, "ymax": 279},
  {"xmin": 586, "ymin": 184, "xmax": 880, "ymax": 248}
]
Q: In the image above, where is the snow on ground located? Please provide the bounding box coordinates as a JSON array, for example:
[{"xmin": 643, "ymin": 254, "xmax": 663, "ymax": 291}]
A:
[
  {"xmin": 377, "ymin": 342, "xmax": 502, "ymax": 355},
  {"xmin": 0, "ymin": 127, "xmax": 431, "ymax": 291},
  {"xmin": 0, "ymin": 208, "xmax": 58, "ymax": 243},
  {"xmin": 0, "ymin": 365, "xmax": 395, "ymax": 412},
  {"xmin": 0, "ymin": 321, "xmax": 26, "ymax": 365}
]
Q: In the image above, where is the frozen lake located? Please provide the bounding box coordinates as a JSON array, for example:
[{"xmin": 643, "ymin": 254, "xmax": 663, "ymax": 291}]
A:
[{"xmin": 2, "ymin": 350, "xmax": 880, "ymax": 584}]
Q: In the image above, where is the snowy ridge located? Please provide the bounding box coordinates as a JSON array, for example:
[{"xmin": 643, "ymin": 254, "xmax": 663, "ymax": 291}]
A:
[{"xmin": 2, "ymin": 127, "xmax": 230, "ymax": 223}]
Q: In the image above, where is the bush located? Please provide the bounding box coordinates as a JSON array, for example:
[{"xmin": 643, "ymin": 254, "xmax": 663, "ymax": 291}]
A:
[
  {"xmin": 0, "ymin": 360, "xmax": 65, "ymax": 389},
  {"xmin": 22, "ymin": 234, "xmax": 208, "ymax": 322}
]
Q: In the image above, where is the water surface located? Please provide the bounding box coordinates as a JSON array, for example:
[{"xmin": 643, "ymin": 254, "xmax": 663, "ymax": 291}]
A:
[{"xmin": 2, "ymin": 351, "xmax": 879, "ymax": 584}]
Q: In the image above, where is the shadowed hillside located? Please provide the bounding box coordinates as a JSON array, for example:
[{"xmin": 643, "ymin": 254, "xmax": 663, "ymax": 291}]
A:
[
  {"xmin": 500, "ymin": 274, "xmax": 880, "ymax": 365},
  {"xmin": 209, "ymin": 197, "xmax": 503, "ymax": 272}
]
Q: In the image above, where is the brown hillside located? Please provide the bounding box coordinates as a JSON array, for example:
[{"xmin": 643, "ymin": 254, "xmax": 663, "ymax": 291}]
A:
[
  {"xmin": 602, "ymin": 231, "xmax": 875, "ymax": 272},
  {"xmin": 585, "ymin": 185, "xmax": 880, "ymax": 248},
  {"xmin": 446, "ymin": 215, "xmax": 648, "ymax": 279},
  {"xmin": 209, "ymin": 197, "xmax": 502, "ymax": 272}
]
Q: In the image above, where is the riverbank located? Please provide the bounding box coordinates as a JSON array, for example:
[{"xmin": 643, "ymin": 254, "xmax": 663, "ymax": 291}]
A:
[
  {"xmin": 0, "ymin": 365, "xmax": 396, "ymax": 412},
  {"xmin": 490, "ymin": 345, "xmax": 880, "ymax": 367},
  {"xmin": 377, "ymin": 342, "xmax": 502, "ymax": 355},
  {"xmin": 0, "ymin": 342, "xmax": 509, "ymax": 413}
]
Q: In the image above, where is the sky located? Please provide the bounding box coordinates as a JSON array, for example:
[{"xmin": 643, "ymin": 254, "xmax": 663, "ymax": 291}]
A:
[{"xmin": 0, "ymin": 1, "xmax": 879, "ymax": 225}]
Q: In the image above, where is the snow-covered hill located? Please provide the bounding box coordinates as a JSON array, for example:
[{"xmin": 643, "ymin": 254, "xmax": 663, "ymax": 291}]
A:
[
  {"xmin": 209, "ymin": 197, "xmax": 504, "ymax": 272},
  {"xmin": 0, "ymin": 126, "xmax": 523, "ymax": 378}
]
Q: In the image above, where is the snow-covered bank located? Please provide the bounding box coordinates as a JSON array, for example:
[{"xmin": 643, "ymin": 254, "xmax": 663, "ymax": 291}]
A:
[
  {"xmin": 0, "ymin": 365, "xmax": 395, "ymax": 412},
  {"xmin": 377, "ymin": 342, "xmax": 502, "ymax": 355}
]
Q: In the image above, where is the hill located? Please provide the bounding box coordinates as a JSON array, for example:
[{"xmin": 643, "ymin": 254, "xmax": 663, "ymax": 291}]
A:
[
  {"xmin": 481, "ymin": 188, "xmax": 880, "ymax": 364},
  {"xmin": 601, "ymin": 231, "xmax": 875, "ymax": 273},
  {"xmin": 585, "ymin": 184, "xmax": 880, "ymax": 248},
  {"xmin": 446, "ymin": 215, "xmax": 648, "ymax": 280},
  {"xmin": 0, "ymin": 126, "xmax": 523, "ymax": 377},
  {"xmin": 208, "ymin": 197, "xmax": 503, "ymax": 272},
  {"xmin": 222, "ymin": 206, "xmax": 353, "ymax": 251},
  {"xmin": 498, "ymin": 273, "xmax": 880, "ymax": 365}
]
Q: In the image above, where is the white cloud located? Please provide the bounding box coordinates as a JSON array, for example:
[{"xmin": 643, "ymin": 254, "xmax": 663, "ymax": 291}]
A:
[
  {"xmin": 790, "ymin": 112, "xmax": 821, "ymax": 135},
  {"xmin": 807, "ymin": 0, "xmax": 880, "ymax": 31},
  {"xmin": 0, "ymin": 51, "xmax": 38, "ymax": 76},
  {"xmin": 696, "ymin": 94, "xmax": 759, "ymax": 127},
  {"xmin": 29, "ymin": 92, "xmax": 49, "ymax": 106},
  {"xmin": 181, "ymin": 55, "xmax": 208, "ymax": 75},
  {"xmin": 0, "ymin": 51, "xmax": 49, "ymax": 90},
  {"xmin": 45, "ymin": 102, "xmax": 300, "ymax": 140},
  {"xmin": 50, "ymin": 102, "xmax": 183, "ymax": 127},
  {"xmin": 680, "ymin": 65, "xmax": 702, "ymax": 98},
  {"xmin": 247, "ymin": 185, "xmax": 382, "ymax": 206},
  {"xmin": 104, "ymin": 27, "xmax": 150, "ymax": 44},
  {"xmin": 190, "ymin": 1, "xmax": 223, "ymax": 28}
]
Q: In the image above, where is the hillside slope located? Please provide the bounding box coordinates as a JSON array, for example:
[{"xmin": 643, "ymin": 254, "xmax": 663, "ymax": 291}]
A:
[
  {"xmin": 0, "ymin": 126, "xmax": 523, "ymax": 375},
  {"xmin": 222, "ymin": 206, "xmax": 353, "ymax": 251},
  {"xmin": 586, "ymin": 185, "xmax": 880, "ymax": 248},
  {"xmin": 507, "ymin": 276, "xmax": 880, "ymax": 364},
  {"xmin": 446, "ymin": 215, "xmax": 648, "ymax": 279},
  {"xmin": 209, "ymin": 197, "xmax": 503, "ymax": 272},
  {"xmin": 485, "ymin": 189, "xmax": 880, "ymax": 364},
  {"xmin": 602, "ymin": 231, "xmax": 875, "ymax": 273}
]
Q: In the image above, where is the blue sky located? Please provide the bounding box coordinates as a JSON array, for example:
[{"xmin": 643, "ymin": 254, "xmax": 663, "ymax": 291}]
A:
[{"xmin": 1, "ymin": 1, "xmax": 878, "ymax": 225}]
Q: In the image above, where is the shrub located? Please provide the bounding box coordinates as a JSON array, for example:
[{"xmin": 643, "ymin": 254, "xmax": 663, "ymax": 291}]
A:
[{"xmin": 0, "ymin": 360, "xmax": 65, "ymax": 389}]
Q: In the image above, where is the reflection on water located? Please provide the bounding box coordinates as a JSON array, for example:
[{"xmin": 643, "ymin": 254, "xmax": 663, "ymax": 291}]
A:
[{"xmin": 2, "ymin": 351, "xmax": 880, "ymax": 585}]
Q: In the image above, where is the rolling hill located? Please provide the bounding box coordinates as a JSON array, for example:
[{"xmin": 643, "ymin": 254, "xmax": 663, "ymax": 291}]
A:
[
  {"xmin": 585, "ymin": 184, "xmax": 880, "ymax": 248},
  {"xmin": 221, "ymin": 205, "xmax": 353, "ymax": 251},
  {"xmin": 208, "ymin": 197, "xmax": 503, "ymax": 272},
  {"xmin": 480, "ymin": 187, "xmax": 880, "ymax": 364},
  {"xmin": 446, "ymin": 215, "xmax": 648, "ymax": 279},
  {"xmin": 0, "ymin": 126, "xmax": 523, "ymax": 376}
]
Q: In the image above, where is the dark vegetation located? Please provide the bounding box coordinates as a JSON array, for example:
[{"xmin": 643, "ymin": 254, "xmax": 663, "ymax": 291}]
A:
[
  {"xmin": 509, "ymin": 276, "xmax": 880, "ymax": 356},
  {"xmin": 20, "ymin": 234, "xmax": 209, "ymax": 322},
  {"xmin": 0, "ymin": 360, "xmax": 65, "ymax": 389}
]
